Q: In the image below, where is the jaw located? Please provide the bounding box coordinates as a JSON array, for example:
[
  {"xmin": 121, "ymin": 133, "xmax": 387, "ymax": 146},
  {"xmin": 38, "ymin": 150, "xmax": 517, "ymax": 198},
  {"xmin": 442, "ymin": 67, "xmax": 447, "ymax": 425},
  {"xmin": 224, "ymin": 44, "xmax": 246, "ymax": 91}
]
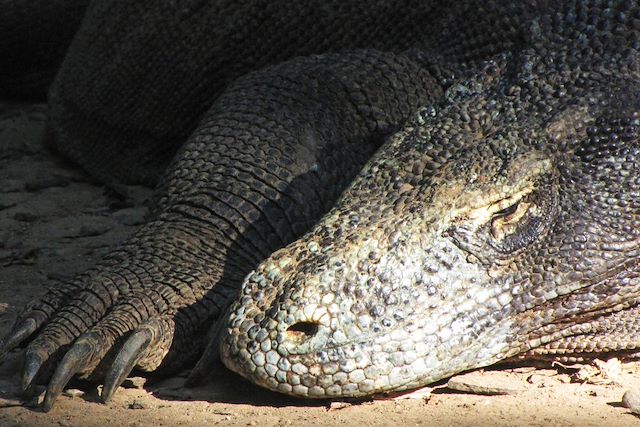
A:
[
  {"xmin": 218, "ymin": 230, "xmax": 523, "ymax": 398},
  {"xmin": 219, "ymin": 290, "xmax": 520, "ymax": 398}
]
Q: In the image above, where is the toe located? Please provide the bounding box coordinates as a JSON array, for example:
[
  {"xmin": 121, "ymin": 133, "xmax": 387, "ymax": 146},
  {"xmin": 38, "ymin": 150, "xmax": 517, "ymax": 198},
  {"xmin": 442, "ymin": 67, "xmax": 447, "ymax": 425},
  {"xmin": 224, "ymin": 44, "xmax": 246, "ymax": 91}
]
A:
[
  {"xmin": 43, "ymin": 334, "xmax": 96, "ymax": 411},
  {"xmin": 102, "ymin": 328, "xmax": 153, "ymax": 402}
]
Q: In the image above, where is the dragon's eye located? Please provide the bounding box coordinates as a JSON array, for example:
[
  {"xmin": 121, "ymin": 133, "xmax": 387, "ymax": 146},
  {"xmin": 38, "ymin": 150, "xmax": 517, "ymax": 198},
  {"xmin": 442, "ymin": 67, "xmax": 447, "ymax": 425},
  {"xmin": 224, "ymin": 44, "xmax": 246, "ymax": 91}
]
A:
[
  {"xmin": 483, "ymin": 183, "xmax": 555, "ymax": 254},
  {"xmin": 446, "ymin": 155, "xmax": 556, "ymax": 262},
  {"xmin": 490, "ymin": 199, "xmax": 531, "ymax": 240}
]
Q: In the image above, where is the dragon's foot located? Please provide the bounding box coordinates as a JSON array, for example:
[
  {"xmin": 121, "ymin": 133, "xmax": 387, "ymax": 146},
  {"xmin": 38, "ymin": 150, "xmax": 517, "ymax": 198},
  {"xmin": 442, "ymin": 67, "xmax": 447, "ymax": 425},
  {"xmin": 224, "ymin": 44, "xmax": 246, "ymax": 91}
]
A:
[{"xmin": 0, "ymin": 226, "xmax": 233, "ymax": 411}]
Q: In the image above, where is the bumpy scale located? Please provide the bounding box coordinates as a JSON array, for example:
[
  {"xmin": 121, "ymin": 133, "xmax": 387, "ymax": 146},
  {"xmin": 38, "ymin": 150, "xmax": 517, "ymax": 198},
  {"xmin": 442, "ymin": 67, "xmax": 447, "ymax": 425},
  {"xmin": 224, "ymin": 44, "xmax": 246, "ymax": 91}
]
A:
[{"xmin": 1, "ymin": 0, "xmax": 640, "ymax": 410}]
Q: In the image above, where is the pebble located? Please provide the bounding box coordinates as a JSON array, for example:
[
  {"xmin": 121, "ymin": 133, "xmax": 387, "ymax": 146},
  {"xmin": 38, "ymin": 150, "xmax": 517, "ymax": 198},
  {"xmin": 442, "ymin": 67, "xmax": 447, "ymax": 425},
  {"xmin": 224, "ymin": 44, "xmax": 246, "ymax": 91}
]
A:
[
  {"xmin": 390, "ymin": 386, "xmax": 433, "ymax": 400},
  {"xmin": 0, "ymin": 397, "xmax": 23, "ymax": 408},
  {"xmin": 446, "ymin": 372, "xmax": 524, "ymax": 395},
  {"xmin": 122, "ymin": 377, "xmax": 147, "ymax": 389},
  {"xmin": 62, "ymin": 389, "xmax": 85, "ymax": 398},
  {"xmin": 328, "ymin": 401, "xmax": 352, "ymax": 410},
  {"xmin": 574, "ymin": 358, "xmax": 621, "ymax": 385},
  {"xmin": 128, "ymin": 400, "xmax": 146, "ymax": 410},
  {"xmin": 622, "ymin": 390, "xmax": 640, "ymax": 415}
]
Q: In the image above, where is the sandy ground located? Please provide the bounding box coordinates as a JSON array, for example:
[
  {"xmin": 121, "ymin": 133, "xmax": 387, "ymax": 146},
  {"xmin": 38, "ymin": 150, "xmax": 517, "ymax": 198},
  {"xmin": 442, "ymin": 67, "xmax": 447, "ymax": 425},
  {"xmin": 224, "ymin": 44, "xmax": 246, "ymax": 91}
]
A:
[{"xmin": 1, "ymin": 103, "xmax": 640, "ymax": 426}]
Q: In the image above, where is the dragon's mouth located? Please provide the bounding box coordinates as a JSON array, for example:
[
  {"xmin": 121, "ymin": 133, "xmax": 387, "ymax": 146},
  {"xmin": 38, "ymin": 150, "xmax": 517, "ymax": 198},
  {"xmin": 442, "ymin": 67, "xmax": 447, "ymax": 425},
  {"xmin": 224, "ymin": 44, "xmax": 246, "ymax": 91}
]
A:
[
  {"xmin": 222, "ymin": 334, "xmax": 424, "ymax": 397},
  {"xmin": 219, "ymin": 305, "xmax": 518, "ymax": 399}
]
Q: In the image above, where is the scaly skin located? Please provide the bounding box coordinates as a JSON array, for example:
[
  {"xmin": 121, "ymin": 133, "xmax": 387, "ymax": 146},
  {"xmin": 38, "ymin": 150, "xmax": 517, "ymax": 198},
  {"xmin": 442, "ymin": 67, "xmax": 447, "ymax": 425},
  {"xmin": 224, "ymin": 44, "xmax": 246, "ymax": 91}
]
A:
[
  {"xmin": 1, "ymin": 0, "xmax": 640, "ymax": 410},
  {"xmin": 219, "ymin": 2, "xmax": 640, "ymax": 396}
]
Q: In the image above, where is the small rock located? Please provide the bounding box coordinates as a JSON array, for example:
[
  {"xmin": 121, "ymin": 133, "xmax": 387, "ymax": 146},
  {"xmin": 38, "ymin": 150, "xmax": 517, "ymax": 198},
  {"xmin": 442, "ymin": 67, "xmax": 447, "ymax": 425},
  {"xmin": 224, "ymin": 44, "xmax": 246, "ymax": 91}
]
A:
[
  {"xmin": 622, "ymin": 390, "xmax": 640, "ymax": 415},
  {"xmin": 446, "ymin": 372, "xmax": 524, "ymax": 395},
  {"xmin": 327, "ymin": 401, "xmax": 352, "ymax": 411},
  {"xmin": 510, "ymin": 367, "xmax": 537, "ymax": 374},
  {"xmin": 574, "ymin": 358, "xmax": 621, "ymax": 385},
  {"xmin": 595, "ymin": 358, "xmax": 622, "ymax": 378},
  {"xmin": 62, "ymin": 388, "xmax": 84, "ymax": 398},
  {"xmin": 128, "ymin": 400, "xmax": 146, "ymax": 410},
  {"xmin": 391, "ymin": 386, "xmax": 432, "ymax": 401},
  {"xmin": 0, "ymin": 397, "xmax": 23, "ymax": 408},
  {"xmin": 122, "ymin": 377, "xmax": 147, "ymax": 389}
]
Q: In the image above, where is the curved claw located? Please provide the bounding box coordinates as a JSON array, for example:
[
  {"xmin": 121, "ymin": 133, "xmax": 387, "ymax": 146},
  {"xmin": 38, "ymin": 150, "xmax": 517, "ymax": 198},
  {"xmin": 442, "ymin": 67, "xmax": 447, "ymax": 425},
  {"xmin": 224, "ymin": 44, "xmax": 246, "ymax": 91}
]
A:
[
  {"xmin": 0, "ymin": 318, "xmax": 38, "ymax": 359},
  {"xmin": 102, "ymin": 329, "xmax": 152, "ymax": 403},
  {"xmin": 22, "ymin": 349, "xmax": 46, "ymax": 392},
  {"xmin": 42, "ymin": 336, "xmax": 95, "ymax": 412},
  {"xmin": 185, "ymin": 312, "xmax": 226, "ymax": 387}
]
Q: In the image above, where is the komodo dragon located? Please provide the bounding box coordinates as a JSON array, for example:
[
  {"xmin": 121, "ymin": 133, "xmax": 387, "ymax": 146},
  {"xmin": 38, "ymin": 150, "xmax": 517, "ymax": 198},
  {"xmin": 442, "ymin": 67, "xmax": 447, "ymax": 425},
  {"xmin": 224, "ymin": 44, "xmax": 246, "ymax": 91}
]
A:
[{"xmin": 2, "ymin": 0, "xmax": 640, "ymax": 411}]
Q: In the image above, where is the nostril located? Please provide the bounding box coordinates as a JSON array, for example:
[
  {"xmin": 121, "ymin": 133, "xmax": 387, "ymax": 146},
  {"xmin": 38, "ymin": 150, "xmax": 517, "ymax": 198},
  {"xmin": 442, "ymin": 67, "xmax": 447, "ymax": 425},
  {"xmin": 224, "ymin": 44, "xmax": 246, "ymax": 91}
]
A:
[{"xmin": 285, "ymin": 321, "xmax": 319, "ymax": 343}]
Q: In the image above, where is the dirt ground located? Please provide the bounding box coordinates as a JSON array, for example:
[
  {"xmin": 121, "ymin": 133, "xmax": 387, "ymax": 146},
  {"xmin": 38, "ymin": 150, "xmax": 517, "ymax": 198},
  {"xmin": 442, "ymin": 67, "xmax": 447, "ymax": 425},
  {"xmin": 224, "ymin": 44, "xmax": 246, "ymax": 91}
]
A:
[{"xmin": 1, "ymin": 103, "xmax": 639, "ymax": 426}]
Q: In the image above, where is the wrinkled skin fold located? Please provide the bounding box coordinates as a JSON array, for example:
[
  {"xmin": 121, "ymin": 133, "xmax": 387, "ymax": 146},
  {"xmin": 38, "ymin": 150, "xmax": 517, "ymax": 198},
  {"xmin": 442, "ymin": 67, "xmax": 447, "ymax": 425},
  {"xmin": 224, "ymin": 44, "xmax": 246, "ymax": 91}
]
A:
[{"xmin": 1, "ymin": 0, "xmax": 640, "ymax": 410}]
